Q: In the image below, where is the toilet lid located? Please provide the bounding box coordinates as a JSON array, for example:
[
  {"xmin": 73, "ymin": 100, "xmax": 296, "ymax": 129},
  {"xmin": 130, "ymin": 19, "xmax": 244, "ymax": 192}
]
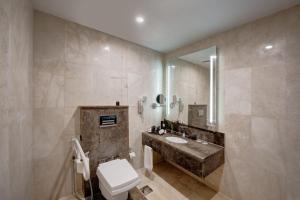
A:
[{"xmin": 97, "ymin": 159, "xmax": 139, "ymax": 192}]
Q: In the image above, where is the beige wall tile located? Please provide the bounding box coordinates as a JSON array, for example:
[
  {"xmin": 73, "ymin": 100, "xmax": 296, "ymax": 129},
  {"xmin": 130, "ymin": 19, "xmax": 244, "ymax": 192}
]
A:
[
  {"xmin": 0, "ymin": 0, "xmax": 33, "ymax": 199},
  {"xmin": 33, "ymin": 108, "xmax": 74, "ymax": 200},
  {"xmin": 224, "ymin": 68, "xmax": 251, "ymax": 115},
  {"xmin": 34, "ymin": 11, "xmax": 65, "ymax": 61},
  {"xmin": 33, "ymin": 11, "xmax": 163, "ymax": 199},
  {"xmin": 252, "ymin": 65, "xmax": 286, "ymax": 118},
  {"xmin": 34, "ymin": 59, "xmax": 65, "ymax": 108},
  {"xmin": 250, "ymin": 117, "xmax": 285, "ymax": 174},
  {"xmin": 166, "ymin": 5, "xmax": 300, "ymax": 200}
]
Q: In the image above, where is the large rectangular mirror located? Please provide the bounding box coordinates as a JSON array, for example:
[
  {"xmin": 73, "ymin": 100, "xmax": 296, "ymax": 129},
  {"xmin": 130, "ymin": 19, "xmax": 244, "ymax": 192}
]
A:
[{"xmin": 165, "ymin": 46, "xmax": 218, "ymax": 130}]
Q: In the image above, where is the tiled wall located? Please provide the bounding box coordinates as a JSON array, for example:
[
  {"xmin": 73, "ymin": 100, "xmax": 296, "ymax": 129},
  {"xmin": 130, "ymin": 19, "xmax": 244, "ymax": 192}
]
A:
[
  {"xmin": 167, "ymin": 5, "xmax": 300, "ymax": 200},
  {"xmin": 33, "ymin": 11, "xmax": 163, "ymax": 200},
  {"xmin": 167, "ymin": 59, "xmax": 209, "ymax": 124},
  {"xmin": 0, "ymin": 0, "xmax": 33, "ymax": 199}
]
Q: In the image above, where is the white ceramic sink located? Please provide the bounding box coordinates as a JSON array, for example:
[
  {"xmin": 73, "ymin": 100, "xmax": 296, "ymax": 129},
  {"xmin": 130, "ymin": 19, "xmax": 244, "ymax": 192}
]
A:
[{"xmin": 165, "ymin": 136, "xmax": 188, "ymax": 144}]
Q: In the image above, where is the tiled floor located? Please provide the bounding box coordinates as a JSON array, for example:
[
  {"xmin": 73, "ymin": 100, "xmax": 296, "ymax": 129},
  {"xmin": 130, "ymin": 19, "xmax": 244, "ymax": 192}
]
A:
[
  {"xmin": 61, "ymin": 161, "xmax": 231, "ymax": 200},
  {"xmin": 137, "ymin": 161, "xmax": 230, "ymax": 200}
]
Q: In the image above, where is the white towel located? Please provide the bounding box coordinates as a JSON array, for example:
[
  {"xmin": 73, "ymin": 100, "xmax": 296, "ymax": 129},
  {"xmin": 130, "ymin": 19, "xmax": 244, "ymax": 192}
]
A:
[{"xmin": 144, "ymin": 145, "xmax": 153, "ymax": 172}]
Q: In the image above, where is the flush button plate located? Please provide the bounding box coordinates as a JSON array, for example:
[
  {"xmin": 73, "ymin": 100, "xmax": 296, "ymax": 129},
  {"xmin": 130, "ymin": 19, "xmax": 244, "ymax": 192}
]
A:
[{"xmin": 99, "ymin": 115, "xmax": 117, "ymax": 127}]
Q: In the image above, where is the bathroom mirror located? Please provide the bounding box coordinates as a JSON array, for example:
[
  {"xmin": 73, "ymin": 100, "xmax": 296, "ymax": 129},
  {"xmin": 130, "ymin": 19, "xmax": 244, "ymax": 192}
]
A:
[{"xmin": 165, "ymin": 46, "xmax": 218, "ymax": 129}]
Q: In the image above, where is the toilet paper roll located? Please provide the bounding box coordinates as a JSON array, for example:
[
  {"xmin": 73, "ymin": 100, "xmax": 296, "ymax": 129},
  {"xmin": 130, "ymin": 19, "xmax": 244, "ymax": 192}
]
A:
[{"xmin": 144, "ymin": 145, "xmax": 153, "ymax": 172}]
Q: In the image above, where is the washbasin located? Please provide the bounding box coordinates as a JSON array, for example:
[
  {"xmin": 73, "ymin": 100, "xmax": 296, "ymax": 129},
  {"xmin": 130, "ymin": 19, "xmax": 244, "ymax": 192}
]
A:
[{"xmin": 166, "ymin": 136, "xmax": 188, "ymax": 144}]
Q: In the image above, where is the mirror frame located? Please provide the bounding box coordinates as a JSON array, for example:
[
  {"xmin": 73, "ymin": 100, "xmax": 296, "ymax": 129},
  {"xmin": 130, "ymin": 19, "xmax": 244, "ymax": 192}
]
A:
[{"xmin": 163, "ymin": 46, "xmax": 218, "ymax": 130}]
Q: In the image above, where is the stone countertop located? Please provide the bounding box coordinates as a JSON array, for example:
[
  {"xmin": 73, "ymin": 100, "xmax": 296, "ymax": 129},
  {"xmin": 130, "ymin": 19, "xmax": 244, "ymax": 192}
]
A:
[
  {"xmin": 142, "ymin": 132, "xmax": 224, "ymax": 177},
  {"xmin": 79, "ymin": 105, "xmax": 129, "ymax": 109},
  {"xmin": 142, "ymin": 132, "xmax": 223, "ymax": 162}
]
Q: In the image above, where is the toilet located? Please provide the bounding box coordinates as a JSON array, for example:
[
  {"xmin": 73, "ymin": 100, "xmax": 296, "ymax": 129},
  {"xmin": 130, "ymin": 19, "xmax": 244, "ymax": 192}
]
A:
[{"xmin": 96, "ymin": 159, "xmax": 140, "ymax": 200}]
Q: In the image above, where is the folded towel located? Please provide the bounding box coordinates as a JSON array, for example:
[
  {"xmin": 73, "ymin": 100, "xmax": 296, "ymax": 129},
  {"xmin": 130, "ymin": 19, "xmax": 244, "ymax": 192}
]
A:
[{"xmin": 144, "ymin": 145, "xmax": 153, "ymax": 172}]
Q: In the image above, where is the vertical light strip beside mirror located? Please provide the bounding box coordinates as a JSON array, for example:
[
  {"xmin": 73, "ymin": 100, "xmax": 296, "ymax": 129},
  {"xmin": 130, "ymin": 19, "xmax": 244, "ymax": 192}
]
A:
[
  {"xmin": 166, "ymin": 65, "xmax": 171, "ymax": 116},
  {"xmin": 209, "ymin": 55, "xmax": 217, "ymax": 127}
]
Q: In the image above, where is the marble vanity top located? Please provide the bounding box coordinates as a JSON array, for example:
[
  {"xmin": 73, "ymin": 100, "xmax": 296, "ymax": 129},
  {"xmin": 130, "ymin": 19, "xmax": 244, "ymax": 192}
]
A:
[
  {"xmin": 142, "ymin": 132, "xmax": 223, "ymax": 162},
  {"xmin": 142, "ymin": 132, "xmax": 224, "ymax": 177}
]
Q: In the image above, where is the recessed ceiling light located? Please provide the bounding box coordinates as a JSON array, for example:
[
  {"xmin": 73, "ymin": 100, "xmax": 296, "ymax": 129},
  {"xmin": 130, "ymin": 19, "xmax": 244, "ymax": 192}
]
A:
[
  {"xmin": 265, "ymin": 45, "xmax": 273, "ymax": 50},
  {"xmin": 104, "ymin": 46, "xmax": 110, "ymax": 51},
  {"xmin": 135, "ymin": 16, "xmax": 145, "ymax": 24}
]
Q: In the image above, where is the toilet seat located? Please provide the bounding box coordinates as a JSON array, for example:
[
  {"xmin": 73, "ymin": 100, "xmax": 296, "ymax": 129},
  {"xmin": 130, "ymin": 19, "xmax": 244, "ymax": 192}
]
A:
[{"xmin": 97, "ymin": 159, "xmax": 140, "ymax": 197}]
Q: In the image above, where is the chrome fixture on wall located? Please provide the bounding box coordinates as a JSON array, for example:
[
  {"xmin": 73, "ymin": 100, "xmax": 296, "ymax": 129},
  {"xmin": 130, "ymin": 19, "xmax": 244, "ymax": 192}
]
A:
[
  {"xmin": 138, "ymin": 96, "xmax": 147, "ymax": 115},
  {"xmin": 170, "ymin": 95, "xmax": 184, "ymax": 113},
  {"xmin": 152, "ymin": 94, "xmax": 166, "ymax": 109}
]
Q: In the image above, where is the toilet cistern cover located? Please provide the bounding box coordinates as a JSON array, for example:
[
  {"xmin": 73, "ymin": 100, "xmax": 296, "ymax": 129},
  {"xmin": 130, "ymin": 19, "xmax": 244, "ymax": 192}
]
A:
[{"xmin": 97, "ymin": 159, "xmax": 139, "ymax": 191}]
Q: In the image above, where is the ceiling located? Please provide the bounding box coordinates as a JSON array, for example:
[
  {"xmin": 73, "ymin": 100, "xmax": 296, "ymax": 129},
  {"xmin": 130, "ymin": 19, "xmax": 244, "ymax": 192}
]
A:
[{"xmin": 33, "ymin": 0, "xmax": 300, "ymax": 53}]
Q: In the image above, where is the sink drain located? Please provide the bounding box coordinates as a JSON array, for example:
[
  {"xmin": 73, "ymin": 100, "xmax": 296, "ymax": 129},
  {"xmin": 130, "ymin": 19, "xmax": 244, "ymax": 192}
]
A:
[{"xmin": 140, "ymin": 185, "xmax": 153, "ymax": 196}]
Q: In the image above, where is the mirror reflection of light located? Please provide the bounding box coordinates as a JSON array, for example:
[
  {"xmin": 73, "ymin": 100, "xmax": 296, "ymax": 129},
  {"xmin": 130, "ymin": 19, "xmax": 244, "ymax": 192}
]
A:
[
  {"xmin": 171, "ymin": 65, "xmax": 176, "ymax": 69},
  {"xmin": 104, "ymin": 46, "xmax": 110, "ymax": 51}
]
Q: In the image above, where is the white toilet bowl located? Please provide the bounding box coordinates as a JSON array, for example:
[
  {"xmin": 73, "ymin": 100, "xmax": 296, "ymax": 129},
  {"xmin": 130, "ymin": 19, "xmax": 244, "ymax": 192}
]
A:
[{"xmin": 96, "ymin": 159, "xmax": 140, "ymax": 200}]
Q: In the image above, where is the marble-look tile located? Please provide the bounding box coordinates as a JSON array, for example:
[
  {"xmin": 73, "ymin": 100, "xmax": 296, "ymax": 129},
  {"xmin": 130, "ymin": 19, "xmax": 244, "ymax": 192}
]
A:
[
  {"xmin": 129, "ymin": 106, "xmax": 145, "ymax": 168},
  {"xmin": 224, "ymin": 68, "xmax": 251, "ymax": 115},
  {"xmin": 33, "ymin": 59, "xmax": 64, "ymax": 108},
  {"xmin": 286, "ymin": 72, "xmax": 300, "ymax": 120},
  {"xmin": 65, "ymin": 21, "xmax": 121, "ymax": 67},
  {"xmin": 250, "ymin": 117, "xmax": 284, "ymax": 174},
  {"xmin": 0, "ymin": 121, "xmax": 10, "ymax": 200},
  {"xmin": 223, "ymin": 159, "xmax": 282, "ymax": 200},
  {"xmin": 279, "ymin": 119, "xmax": 300, "ymax": 179},
  {"xmin": 252, "ymin": 65, "xmax": 286, "ymax": 118},
  {"xmin": 284, "ymin": 177, "xmax": 300, "ymax": 200},
  {"xmin": 32, "ymin": 5, "xmax": 300, "ymax": 200},
  {"xmin": 64, "ymin": 107, "xmax": 81, "ymax": 134},
  {"xmin": 33, "ymin": 107, "xmax": 74, "ymax": 200},
  {"xmin": 64, "ymin": 62, "xmax": 127, "ymax": 106},
  {"xmin": 33, "ymin": 10, "xmax": 163, "ymax": 198},
  {"xmin": 0, "ymin": 0, "xmax": 9, "ymax": 77},
  {"xmin": 166, "ymin": 5, "xmax": 300, "ymax": 200},
  {"xmin": 33, "ymin": 108, "xmax": 65, "ymax": 159},
  {"xmin": 33, "ymin": 140, "xmax": 73, "ymax": 200},
  {"xmin": 0, "ymin": 0, "xmax": 33, "ymax": 199},
  {"xmin": 34, "ymin": 11, "xmax": 65, "ymax": 61},
  {"xmin": 224, "ymin": 114, "xmax": 251, "ymax": 160},
  {"xmin": 136, "ymin": 162, "xmax": 230, "ymax": 200}
]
